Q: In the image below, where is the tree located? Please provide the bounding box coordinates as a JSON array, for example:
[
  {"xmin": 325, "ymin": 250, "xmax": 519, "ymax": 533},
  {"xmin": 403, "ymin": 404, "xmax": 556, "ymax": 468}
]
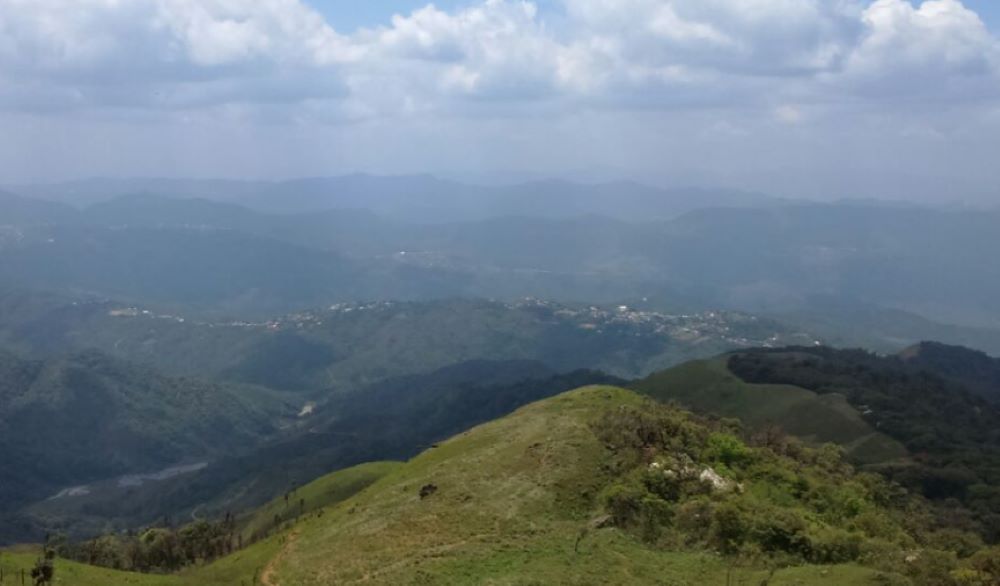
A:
[{"xmin": 30, "ymin": 548, "xmax": 55, "ymax": 586}]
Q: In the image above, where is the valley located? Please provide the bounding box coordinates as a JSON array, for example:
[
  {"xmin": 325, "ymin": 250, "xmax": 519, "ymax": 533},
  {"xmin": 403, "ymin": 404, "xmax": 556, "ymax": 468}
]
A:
[
  {"xmin": 2, "ymin": 181, "xmax": 1000, "ymax": 584},
  {"xmin": 4, "ymin": 1, "xmax": 1000, "ymax": 581}
]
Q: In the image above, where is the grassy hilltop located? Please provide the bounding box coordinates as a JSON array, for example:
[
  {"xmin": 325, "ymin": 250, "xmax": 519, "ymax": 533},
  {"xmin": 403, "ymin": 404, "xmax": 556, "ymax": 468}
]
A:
[
  {"xmin": 6, "ymin": 377, "xmax": 1000, "ymax": 584},
  {"xmin": 255, "ymin": 386, "xmax": 887, "ymax": 585}
]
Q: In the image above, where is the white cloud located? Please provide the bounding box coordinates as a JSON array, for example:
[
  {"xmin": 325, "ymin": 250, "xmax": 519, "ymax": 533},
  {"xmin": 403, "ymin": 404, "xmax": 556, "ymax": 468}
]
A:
[
  {"xmin": 0, "ymin": 0, "xmax": 996, "ymax": 114},
  {"xmin": 562, "ymin": 0, "xmax": 863, "ymax": 76},
  {"xmin": 0, "ymin": 0, "xmax": 998, "ymax": 193},
  {"xmin": 835, "ymin": 0, "xmax": 1000, "ymax": 98},
  {"xmin": 0, "ymin": 0, "xmax": 356, "ymax": 113},
  {"xmin": 152, "ymin": 0, "xmax": 359, "ymax": 67}
]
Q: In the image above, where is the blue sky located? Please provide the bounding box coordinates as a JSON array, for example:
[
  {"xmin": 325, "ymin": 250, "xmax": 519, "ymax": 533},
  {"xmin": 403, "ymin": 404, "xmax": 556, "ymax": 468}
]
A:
[
  {"xmin": 306, "ymin": 1, "xmax": 469, "ymax": 30},
  {"xmin": 0, "ymin": 0, "xmax": 998, "ymax": 203},
  {"xmin": 305, "ymin": 0, "xmax": 1000, "ymax": 32}
]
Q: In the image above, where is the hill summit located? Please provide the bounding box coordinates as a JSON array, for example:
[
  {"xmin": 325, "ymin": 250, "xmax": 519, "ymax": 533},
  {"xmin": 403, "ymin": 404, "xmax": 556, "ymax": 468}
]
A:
[
  {"xmin": 5, "ymin": 378, "xmax": 1000, "ymax": 585},
  {"xmin": 225, "ymin": 386, "xmax": 993, "ymax": 585}
]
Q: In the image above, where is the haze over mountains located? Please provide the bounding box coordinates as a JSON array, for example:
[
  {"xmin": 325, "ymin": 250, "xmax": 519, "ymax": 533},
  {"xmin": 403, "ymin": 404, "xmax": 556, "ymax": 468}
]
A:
[
  {"xmin": 8, "ymin": 175, "xmax": 777, "ymax": 222},
  {"xmin": 3, "ymin": 176, "xmax": 1000, "ymax": 331},
  {"xmin": 3, "ymin": 0, "xmax": 1000, "ymax": 582},
  {"xmin": 2, "ymin": 178, "xmax": 1000, "ymax": 583}
]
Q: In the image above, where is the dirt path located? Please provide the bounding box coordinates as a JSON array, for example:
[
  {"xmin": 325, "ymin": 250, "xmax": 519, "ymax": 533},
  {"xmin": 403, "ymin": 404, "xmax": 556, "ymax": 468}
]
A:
[{"xmin": 260, "ymin": 531, "xmax": 299, "ymax": 586}]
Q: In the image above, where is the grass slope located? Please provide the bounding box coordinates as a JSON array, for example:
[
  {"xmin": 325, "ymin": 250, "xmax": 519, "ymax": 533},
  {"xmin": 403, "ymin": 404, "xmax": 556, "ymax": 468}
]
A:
[
  {"xmin": 263, "ymin": 386, "xmax": 887, "ymax": 585},
  {"xmin": 633, "ymin": 358, "xmax": 908, "ymax": 465},
  {"xmin": 0, "ymin": 550, "xmax": 179, "ymax": 585},
  {"xmin": 0, "ymin": 464, "xmax": 399, "ymax": 585},
  {"xmin": 12, "ymin": 384, "xmax": 981, "ymax": 584},
  {"xmin": 1, "ymin": 536, "xmax": 284, "ymax": 586},
  {"xmin": 237, "ymin": 461, "xmax": 402, "ymax": 543}
]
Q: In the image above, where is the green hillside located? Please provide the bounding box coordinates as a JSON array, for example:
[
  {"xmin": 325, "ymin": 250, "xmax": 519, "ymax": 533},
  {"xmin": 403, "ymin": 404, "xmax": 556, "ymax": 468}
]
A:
[
  {"xmin": 0, "ymin": 464, "xmax": 398, "ymax": 585},
  {"xmin": 632, "ymin": 357, "xmax": 909, "ymax": 466},
  {"xmin": 237, "ymin": 461, "xmax": 402, "ymax": 544},
  {"xmin": 8, "ymin": 385, "xmax": 1000, "ymax": 585},
  {"xmin": 252, "ymin": 386, "xmax": 966, "ymax": 585},
  {"xmin": 0, "ymin": 550, "xmax": 181, "ymax": 586},
  {"xmin": 0, "ymin": 538, "xmax": 284, "ymax": 586},
  {"xmin": 728, "ymin": 346, "xmax": 1000, "ymax": 542}
]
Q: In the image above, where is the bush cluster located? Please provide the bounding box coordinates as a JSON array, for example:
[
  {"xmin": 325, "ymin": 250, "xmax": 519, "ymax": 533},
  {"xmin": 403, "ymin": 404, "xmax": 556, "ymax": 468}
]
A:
[{"xmin": 591, "ymin": 401, "xmax": 997, "ymax": 585}]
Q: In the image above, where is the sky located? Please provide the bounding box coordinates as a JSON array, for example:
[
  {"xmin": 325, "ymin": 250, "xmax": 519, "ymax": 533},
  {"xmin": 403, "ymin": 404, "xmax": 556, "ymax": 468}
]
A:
[
  {"xmin": 0, "ymin": 0, "xmax": 999, "ymax": 202},
  {"xmin": 308, "ymin": 0, "xmax": 1000, "ymax": 32}
]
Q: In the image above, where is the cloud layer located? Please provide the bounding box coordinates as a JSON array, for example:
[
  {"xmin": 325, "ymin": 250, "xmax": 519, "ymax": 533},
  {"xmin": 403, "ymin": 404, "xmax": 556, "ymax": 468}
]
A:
[
  {"xmin": 0, "ymin": 0, "xmax": 998, "ymax": 198},
  {"xmin": 1, "ymin": 0, "xmax": 996, "ymax": 114}
]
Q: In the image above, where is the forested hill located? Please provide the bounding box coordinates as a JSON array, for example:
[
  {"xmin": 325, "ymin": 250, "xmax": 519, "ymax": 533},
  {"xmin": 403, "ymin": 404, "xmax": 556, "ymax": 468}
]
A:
[
  {"xmin": 0, "ymin": 292, "xmax": 816, "ymax": 392},
  {"xmin": 728, "ymin": 345, "xmax": 1000, "ymax": 541},
  {"xmin": 899, "ymin": 341, "xmax": 1000, "ymax": 403},
  {"xmin": 0, "ymin": 349, "xmax": 294, "ymax": 519}
]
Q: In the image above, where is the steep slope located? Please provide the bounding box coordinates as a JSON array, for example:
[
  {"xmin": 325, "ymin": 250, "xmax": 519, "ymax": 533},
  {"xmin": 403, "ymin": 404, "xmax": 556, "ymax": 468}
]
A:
[
  {"xmin": 632, "ymin": 357, "xmax": 909, "ymax": 466},
  {"xmin": 236, "ymin": 461, "xmax": 403, "ymax": 544},
  {"xmin": 258, "ymin": 387, "xmax": 930, "ymax": 585},
  {"xmin": 0, "ymin": 350, "xmax": 295, "ymax": 536}
]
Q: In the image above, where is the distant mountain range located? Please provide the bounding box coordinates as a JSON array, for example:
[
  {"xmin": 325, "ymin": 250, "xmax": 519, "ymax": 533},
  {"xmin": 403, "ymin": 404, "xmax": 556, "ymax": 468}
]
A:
[
  {"xmin": 3, "ymin": 174, "xmax": 1000, "ymax": 583},
  {"xmin": 6, "ymin": 175, "xmax": 776, "ymax": 222},
  {"xmin": 2, "ymin": 182, "xmax": 1000, "ymax": 330}
]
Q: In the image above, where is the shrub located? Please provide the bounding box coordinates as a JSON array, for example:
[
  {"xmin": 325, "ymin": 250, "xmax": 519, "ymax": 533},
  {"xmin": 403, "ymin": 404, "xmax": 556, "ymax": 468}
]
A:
[
  {"xmin": 602, "ymin": 482, "xmax": 673, "ymax": 543},
  {"xmin": 749, "ymin": 508, "xmax": 810, "ymax": 557},
  {"xmin": 674, "ymin": 497, "xmax": 714, "ymax": 544},
  {"xmin": 710, "ymin": 502, "xmax": 748, "ymax": 554},
  {"xmin": 705, "ymin": 433, "xmax": 752, "ymax": 468},
  {"xmin": 807, "ymin": 527, "xmax": 863, "ymax": 564},
  {"xmin": 603, "ymin": 483, "xmax": 646, "ymax": 528}
]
